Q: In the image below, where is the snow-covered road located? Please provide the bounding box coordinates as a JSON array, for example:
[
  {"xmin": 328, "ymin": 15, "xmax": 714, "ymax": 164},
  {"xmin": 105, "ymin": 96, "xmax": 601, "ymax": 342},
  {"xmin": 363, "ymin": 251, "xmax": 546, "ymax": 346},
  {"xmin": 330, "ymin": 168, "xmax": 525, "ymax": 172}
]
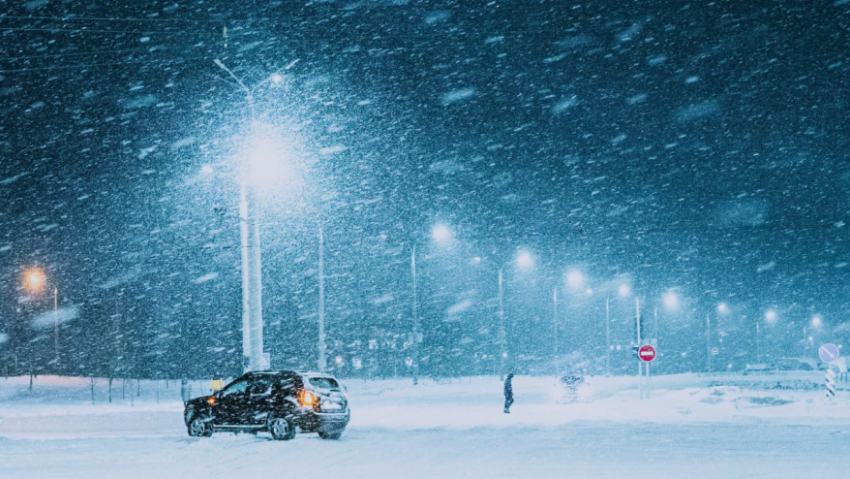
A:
[{"xmin": 2, "ymin": 374, "xmax": 850, "ymax": 478}]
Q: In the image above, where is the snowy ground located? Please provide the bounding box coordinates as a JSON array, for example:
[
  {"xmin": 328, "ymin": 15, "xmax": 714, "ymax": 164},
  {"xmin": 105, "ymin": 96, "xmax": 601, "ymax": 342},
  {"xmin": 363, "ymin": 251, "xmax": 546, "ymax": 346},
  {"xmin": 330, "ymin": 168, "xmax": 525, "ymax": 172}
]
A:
[{"xmin": 2, "ymin": 373, "xmax": 850, "ymax": 478}]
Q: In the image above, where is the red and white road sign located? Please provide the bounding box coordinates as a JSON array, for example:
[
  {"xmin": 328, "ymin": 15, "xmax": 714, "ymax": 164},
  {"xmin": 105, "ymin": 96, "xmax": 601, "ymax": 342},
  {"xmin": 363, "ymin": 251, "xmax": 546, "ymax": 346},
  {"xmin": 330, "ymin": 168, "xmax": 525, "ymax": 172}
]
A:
[{"xmin": 638, "ymin": 345, "xmax": 656, "ymax": 362}]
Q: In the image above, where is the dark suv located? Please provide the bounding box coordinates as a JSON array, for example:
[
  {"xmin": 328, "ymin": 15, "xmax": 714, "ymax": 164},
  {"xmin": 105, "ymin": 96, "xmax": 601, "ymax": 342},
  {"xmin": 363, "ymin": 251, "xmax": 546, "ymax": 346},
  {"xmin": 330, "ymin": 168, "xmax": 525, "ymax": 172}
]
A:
[{"xmin": 184, "ymin": 370, "xmax": 350, "ymax": 440}]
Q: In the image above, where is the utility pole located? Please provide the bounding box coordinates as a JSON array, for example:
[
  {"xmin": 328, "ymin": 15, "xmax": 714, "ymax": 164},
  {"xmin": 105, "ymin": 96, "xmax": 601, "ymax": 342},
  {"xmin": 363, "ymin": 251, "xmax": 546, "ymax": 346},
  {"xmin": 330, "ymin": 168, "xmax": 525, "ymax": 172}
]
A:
[
  {"xmin": 636, "ymin": 297, "xmax": 643, "ymax": 399},
  {"xmin": 553, "ymin": 288, "xmax": 558, "ymax": 366},
  {"xmin": 54, "ymin": 287, "xmax": 59, "ymax": 369},
  {"xmin": 214, "ymin": 58, "xmax": 280, "ymax": 373},
  {"xmin": 411, "ymin": 246, "xmax": 420, "ymax": 385},
  {"xmin": 654, "ymin": 307, "xmax": 659, "ymax": 347},
  {"xmin": 318, "ymin": 228, "xmax": 326, "ymax": 372},
  {"xmin": 498, "ymin": 268, "xmax": 506, "ymax": 380},
  {"xmin": 240, "ymin": 183, "xmax": 251, "ymax": 372},
  {"xmin": 605, "ymin": 295, "xmax": 610, "ymax": 376},
  {"xmin": 706, "ymin": 313, "xmax": 712, "ymax": 374},
  {"xmin": 246, "ymin": 186, "xmax": 264, "ymax": 371}
]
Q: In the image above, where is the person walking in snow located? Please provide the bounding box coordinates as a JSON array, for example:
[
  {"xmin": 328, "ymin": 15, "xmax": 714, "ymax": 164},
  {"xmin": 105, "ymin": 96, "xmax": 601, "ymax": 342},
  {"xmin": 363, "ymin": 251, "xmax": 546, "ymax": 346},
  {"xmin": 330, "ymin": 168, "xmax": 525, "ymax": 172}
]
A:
[{"xmin": 503, "ymin": 373, "xmax": 514, "ymax": 413}]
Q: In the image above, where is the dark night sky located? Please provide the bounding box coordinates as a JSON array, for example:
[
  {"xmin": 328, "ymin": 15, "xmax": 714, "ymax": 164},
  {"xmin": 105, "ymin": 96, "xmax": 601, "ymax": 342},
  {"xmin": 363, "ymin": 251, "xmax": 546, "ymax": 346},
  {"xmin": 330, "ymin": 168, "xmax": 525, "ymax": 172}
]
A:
[{"xmin": 1, "ymin": 0, "xmax": 849, "ymax": 377}]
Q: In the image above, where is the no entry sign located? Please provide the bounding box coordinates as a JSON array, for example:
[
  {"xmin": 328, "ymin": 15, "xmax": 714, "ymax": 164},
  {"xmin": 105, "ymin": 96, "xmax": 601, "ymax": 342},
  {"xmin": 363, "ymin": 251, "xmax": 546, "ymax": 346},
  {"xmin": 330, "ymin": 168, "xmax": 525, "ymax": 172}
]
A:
[{"xmin": 638, "ymin": 345, "xmax": 656, "ymax": 362}]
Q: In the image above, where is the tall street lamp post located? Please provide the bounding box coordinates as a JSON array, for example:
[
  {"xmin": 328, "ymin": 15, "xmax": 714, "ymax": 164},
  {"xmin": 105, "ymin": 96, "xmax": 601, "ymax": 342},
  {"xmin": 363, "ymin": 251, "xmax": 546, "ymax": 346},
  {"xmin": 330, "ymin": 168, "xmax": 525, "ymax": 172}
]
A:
[
  {"xmin": 498, "ymin": 267, "xmax": 505, "ymax": 380},
  {"xmin": 213, "ymin": 59, "xmax": 285, "ymax": 372},
  {"xmin": 498, "ymin": 250, "xmax": 534, "ymax": 379},
  {"xmin": 552, "ymin": 287, "xmax": 558, "ymax": 367},
  {"xmin": 411, "ymin": 246, "xmax": 420, "ymax": 385},
  {"xmin": 409, "ymin": 224, "xmax": 452, "ymax": 385},
  {"xmin": 318, "ymin": 227, "xmax": 326, "ymax": 372},
  {"xmin": 53, "ymin": 286, "xmax": 58, "ymax": 368}
]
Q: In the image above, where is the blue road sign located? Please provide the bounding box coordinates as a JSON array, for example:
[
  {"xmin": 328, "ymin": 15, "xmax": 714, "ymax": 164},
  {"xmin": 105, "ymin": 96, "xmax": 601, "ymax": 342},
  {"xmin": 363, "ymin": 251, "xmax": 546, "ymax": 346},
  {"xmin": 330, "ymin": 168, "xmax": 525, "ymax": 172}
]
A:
[{"xmin": 819, "ymin": 343, "xmax": 840, "ymax": 363}]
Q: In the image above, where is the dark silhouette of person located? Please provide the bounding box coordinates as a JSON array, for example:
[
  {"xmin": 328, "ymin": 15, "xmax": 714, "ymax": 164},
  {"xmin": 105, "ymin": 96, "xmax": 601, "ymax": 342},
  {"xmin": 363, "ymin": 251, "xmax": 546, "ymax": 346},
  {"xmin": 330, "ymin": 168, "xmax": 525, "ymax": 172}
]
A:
[{"xmin": 504, "ymin": 373, "xmax": 514, "ymax": 413}]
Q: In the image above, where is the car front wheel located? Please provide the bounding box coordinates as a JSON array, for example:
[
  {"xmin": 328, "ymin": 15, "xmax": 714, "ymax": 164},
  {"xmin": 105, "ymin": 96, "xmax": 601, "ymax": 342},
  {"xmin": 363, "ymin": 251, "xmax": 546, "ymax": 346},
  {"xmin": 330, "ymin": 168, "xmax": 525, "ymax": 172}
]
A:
[
  {"xmin": 268, "ymin": 416, "xmax": 296, "ymax": 441},
  {"xmin": 188, "ymin": 416, "xmax": 212, "ymax": 437}
]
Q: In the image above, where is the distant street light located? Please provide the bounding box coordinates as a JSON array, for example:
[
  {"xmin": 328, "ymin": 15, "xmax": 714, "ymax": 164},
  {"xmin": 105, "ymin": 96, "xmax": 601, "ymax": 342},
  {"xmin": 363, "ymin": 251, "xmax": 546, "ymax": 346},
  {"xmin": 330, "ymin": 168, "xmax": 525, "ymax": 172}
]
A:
[
  {"xmin": 22, "ymin": 268, "xmax": 61, "ymax": 370},
  {"xmin": 764, "ymin": 309, "xmax": 777, "ymax": 323},
  {"xmin": 663, "ymin": 291, "xmax": 679, "ymax": 310},
  {"xmin": 606, "ymin": 282, "xmax": 632, "ymax": 376},
  {"xmin": 811, "ymin": 315, "xmax": 822, "ymax": 328},
  {"xmin": 706, "ymin": 303, "xmax": 729, "ymax": 374},
  {"xmin": 491, "ymin": 249, "xmax": 536, "ymax": 379},
  {"xmin": 410, "ymin": 223, "xmax": 454, "ymax": 385},
  {"xmin": 431, "ymin": 224, "xmax": 451, "ymax": 243},
  {"xmin": 566, "ymin": 270, "xmax": 584, "ymax": 289},
  {"xmin": 515, "ymin": 250, "xmax": 534, "ymax": 270},
  {"xmin": 24, "ymin": 268, "xmax": 45, "ymax": 293}
]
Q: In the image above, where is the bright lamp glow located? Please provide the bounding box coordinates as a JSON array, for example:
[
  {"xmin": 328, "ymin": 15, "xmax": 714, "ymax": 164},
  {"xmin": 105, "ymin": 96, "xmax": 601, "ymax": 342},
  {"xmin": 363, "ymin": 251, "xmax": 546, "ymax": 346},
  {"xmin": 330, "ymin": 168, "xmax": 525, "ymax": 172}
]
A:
[
  {"xmin": 812, "ymin": 315, "xmax": 822, "ymax": 328},
  {"xmin": 270, "ymin": 73, "xmax": 283, "ymax": 84},
  {"xmin": 245, "ymin": 130, "xmax": 299, "ymax": 189},
  {"xmin": 200, "ymin": 165, "xmax": 214, "ymax": 175},
  {"xmin": 764, "ymin": 309, "xmax": 777, "ymax": 322},
  {"xmin": 663, "ymin": 292, "xmax": 679, "ymax": 310},
  {"xmin": 24, "ymin": 268, "xmax": 46, "ymax": 292},
  {"xmin": 717, "ymin": 302, "xmax": 728, "ymax": 314},
  {"xmin": 516, "ymin": 251, "xmax": 534, "ymax": 270},
  {"xmin": 618, "ymin": 284, "xmax": 630, "ymax": 297},
  {"xmin": 566, "ymin": 270, "xmax": 584, "ymax": 289},
  {"xmin": 431, "ymin": 224, "xmax": 451, "ymax": 243}
]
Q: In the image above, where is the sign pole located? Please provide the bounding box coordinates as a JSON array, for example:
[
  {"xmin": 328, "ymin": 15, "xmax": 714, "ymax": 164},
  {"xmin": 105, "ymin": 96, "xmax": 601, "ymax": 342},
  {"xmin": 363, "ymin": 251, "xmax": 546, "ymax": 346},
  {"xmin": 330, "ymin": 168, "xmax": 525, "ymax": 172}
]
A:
[
  {"xmin": 638, "ymin": 344, "xmax": 657, "ymax": 400},
  {"xmin": 636, "ymin": 297, "xmax": 642, "ymax": 399},
  {"xmin": 706, "ymin": 313, "xmax": 711, "ymax": 375}
]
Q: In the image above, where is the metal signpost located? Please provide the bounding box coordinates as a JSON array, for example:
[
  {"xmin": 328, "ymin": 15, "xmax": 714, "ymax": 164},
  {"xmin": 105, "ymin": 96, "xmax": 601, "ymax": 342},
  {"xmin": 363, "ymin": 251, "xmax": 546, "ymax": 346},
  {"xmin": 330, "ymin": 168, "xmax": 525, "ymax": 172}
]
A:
[{"xmin": 638, "ymin": 345, "xmax": 656, "ymax": 399}]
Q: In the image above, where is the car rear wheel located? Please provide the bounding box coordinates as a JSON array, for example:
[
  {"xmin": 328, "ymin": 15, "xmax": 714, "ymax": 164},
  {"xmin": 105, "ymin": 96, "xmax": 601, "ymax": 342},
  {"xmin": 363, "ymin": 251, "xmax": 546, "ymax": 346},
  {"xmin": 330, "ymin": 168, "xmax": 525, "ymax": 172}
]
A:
[
  {"xmin": 318, "ymin": 428, "xmax": 343, "ymax": 440},
  {"xmin": 188, "ymin": 416, "xmax": 212, "ymax": 437},
  {"xmin": 268, "ymin": 417, "xmax": 296, "ymax": 441}
]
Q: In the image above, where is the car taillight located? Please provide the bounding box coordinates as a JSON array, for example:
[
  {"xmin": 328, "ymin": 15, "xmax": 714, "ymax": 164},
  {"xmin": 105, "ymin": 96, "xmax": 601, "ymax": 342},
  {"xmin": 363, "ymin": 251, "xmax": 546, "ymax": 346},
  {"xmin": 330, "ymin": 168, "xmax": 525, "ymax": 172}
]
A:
[
  {"xmin": 207, "ymin": 397, "xmax": 216, "ymax": 406},
  {"xmin": 300, "ymin": 390, "xmax": 316, "ymax": 406}
]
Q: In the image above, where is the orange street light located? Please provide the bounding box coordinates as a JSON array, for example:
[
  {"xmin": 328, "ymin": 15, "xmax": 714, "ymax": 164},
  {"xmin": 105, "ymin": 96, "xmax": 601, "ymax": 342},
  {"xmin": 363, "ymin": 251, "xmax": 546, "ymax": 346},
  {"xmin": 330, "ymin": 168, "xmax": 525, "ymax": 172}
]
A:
[{"xmin": 23, "ymin": 268, "xmax": 46, "ymax": 293}]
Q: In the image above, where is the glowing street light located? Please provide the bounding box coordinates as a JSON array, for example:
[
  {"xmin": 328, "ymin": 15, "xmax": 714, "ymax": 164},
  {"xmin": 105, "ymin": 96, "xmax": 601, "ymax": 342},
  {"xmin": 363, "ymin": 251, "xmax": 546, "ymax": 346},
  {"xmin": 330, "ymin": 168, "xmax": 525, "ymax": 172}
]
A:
[
  {"xmin": 566, "ymin": 270, "xmax": 584, "ymax": 289},
  {"xmin": 812, "ymin": 315, "xmax": 822, "ymax": 328},
  {"xmin": 515, "ymin": 250, "xmax": 534, "ymax": 270},
  {"xmin": 717, "ymin": 302, "xmax": 729, "ymax": 314},
  {"xmin": 22, "ymin": 268, "xmax": 61, "ymax": 368},
  {"xmin": 663, "ymin": 291, "xmax": 679, "ymax": 310},
  {"xmin": 618, "ymin": 284, "xmax": 631, "ymax": 297},
  {"xmin": 24, "ymin": 268, "xmax": 45, "ymax": 293},
  {"xmin": 431, "ymin": 224, "xmax": 451, "ymax": 243},
  {"xmin": 764, "ymin": 309, "xmax": 777, "ymax": 323}
]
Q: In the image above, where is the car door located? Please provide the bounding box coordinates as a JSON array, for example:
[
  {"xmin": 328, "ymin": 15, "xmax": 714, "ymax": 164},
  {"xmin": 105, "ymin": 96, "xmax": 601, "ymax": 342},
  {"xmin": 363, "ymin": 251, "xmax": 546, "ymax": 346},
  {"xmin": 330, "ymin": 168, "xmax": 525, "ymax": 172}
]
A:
[
  {"xmin": 213, "ymin": 378, "xmax": 249, "ymax": 426},
  {"xmin": 244, "ymin": 377, "xmax": 274, "ymax": 426}
]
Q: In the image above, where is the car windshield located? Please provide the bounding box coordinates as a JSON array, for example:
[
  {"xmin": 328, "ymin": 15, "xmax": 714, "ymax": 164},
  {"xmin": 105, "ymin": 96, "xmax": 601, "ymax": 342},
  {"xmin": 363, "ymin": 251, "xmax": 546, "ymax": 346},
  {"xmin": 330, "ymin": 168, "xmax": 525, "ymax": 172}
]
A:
[{"xmin": 308, "ymin": 377, "xmax": 340, "ymax": 390}]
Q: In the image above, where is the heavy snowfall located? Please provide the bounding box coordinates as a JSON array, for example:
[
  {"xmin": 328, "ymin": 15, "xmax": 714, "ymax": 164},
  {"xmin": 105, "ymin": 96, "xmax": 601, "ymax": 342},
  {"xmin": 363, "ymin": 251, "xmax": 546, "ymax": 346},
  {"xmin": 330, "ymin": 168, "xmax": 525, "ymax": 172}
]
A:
[{"xmin": 2, "ymin": 0, "xmax": 850, "ymax": 477}]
